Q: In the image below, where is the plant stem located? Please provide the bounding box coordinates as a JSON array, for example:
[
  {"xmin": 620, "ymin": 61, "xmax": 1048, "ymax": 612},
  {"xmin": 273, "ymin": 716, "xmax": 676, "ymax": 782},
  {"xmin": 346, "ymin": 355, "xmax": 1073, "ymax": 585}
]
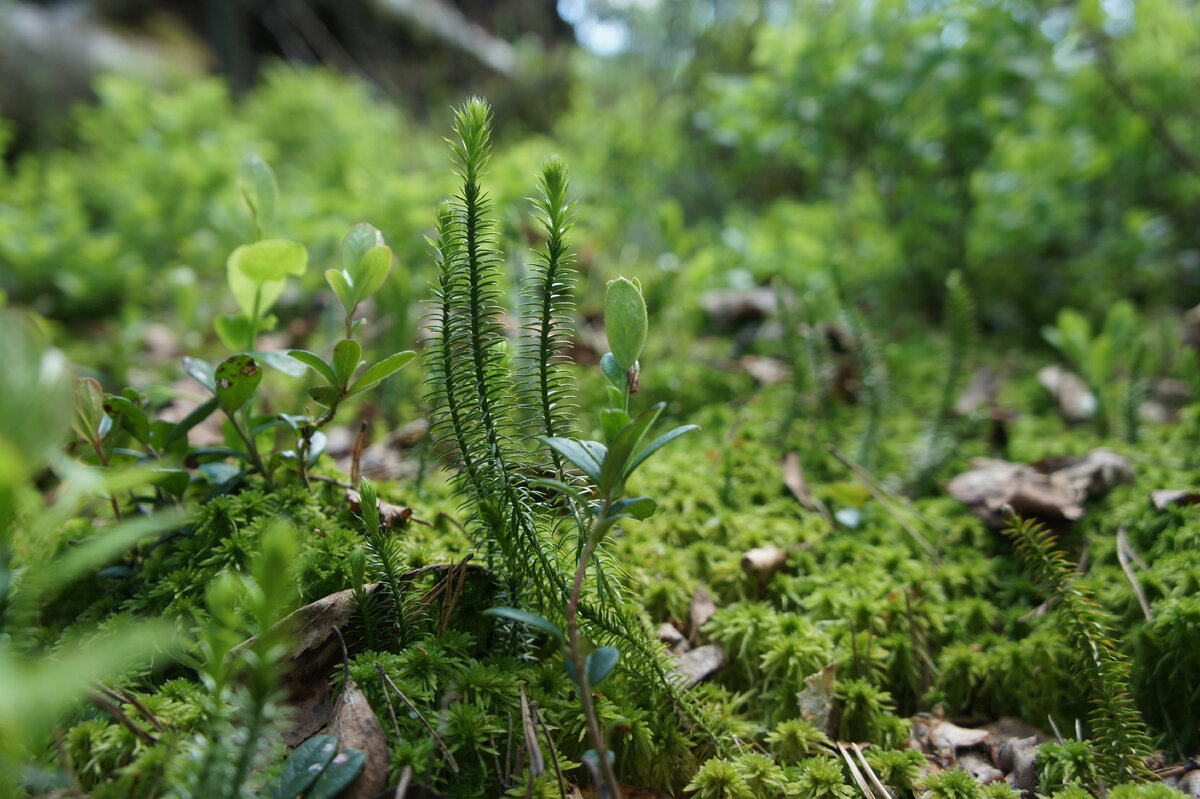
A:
[
  {"xmin": 565, "ymin": 498, "xmax": 622, "ymax": 799},
  {"xmin": 228, "ymin": 410, "xmax": 271, "ymax": 485}
]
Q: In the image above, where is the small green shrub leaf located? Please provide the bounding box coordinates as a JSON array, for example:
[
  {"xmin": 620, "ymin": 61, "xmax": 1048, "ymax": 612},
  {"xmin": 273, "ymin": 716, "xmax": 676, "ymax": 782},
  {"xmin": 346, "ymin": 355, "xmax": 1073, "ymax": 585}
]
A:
[
  {"xmin": 483, "ymin": 607, "xmax": 564, "ymax": 643},
  {"xmin": 237, "ymin": 154, "xmax": 277, "ymax": 229},
  {"xmin": 213, "ymin": 314, "xmax": 253, "ymax": 352},
  {"xmin": 342, "ymin": 223, "xmax": 384, "ymax": 274},
  {"xmin": 609, "ymin": 496, "xmax": 656, "ymax": 521},
  {"xmin": 599, "ymin": 402, "xmax": 663, "ymax": 496},
  {"xmin": 599, "ymin": 408, "xmax": 630, "ymax": 445},
  {"xmin": 73, "ymin": 378, "xmax": 106, "ymax": 447},
  {"xmin": 214, "ymin": 355, "xmax": 262, "ymax": 413},
  {"xmin": 289, "ymin": 350, "xmax": 337, "ymax": 386},
  {"xmin": 104, "ymin": 394, "xmax": 149, "ymax": 446},
  {"xmin": 165, "ymin": 397, "xmax": 219, "ymax": 447},
  {"xmin": 152, "ymin": 468, "xmax": 190, "ymax": 499},
  {"xmin": 275, "ymin": 734, "xmax": 338, "ymax": 799},
  {"xmin": 306, "ymin": 749, "xmax": 366, "ymax": 799},
  {"xmin": 604, "ymin": 276, "xmax": 647, "ymax": 370},
  {"xmin": 353, "ymin": 245, "xmax": 392, "ymax": 303},
  {"xmin": 600, "ymin": 352, "xmax": 627, "ymax": 391},
  {"xmin": 227, "ymin": 239, "xmax": 307, "ymax": 316},
  {"xmin": 623, "ymin": 424, "xmax": 699, "ymax": 481},
  {"xmin": 346, "ymin": 350, "xmax": 416, "ymax": 396},
  {"xmin": 308, "ymin": 386, "xmax": 339, "ymax": 408},
  {"xmin": 325, "ymin": 268, "xmax": 355, "ymax": 316},
  {"xmin": 253, "ymin": 349, "xmax": 308, "ymax": 377},
  {"xmin": 331, "ymin": 339, "xmax": 362, "ymax": 390},
  {"xmin": 585, "ymin": 646, "xmax": 620, "ymax": 686},
  {"xmin": 540, "ymin": 437, "xmax": 605, "ymax": 484}
]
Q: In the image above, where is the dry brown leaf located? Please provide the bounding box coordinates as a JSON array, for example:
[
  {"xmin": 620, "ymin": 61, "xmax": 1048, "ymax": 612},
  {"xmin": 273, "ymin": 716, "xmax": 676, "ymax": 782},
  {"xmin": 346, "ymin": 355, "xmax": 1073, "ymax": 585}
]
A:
[
  {"xmin": 346, "ymin": 489, "xmax": 412, "ymax": 528},
  {"xmin": 1150, "ymin": 489, "xmax": 1200, "ymax": 510},
  {"xmin": 947, "ymin": 449, "xmax": 1132, "ymax": 526},
  {"xmin": 781, "ymin": 452, "xmax": 812, "ymax": 506},
  {"xmin": 688, "ymin": 585, "xmax": 717, "ymax": 639},
  {"xmin": 954, "ymin": 367, "xmax": 998, "ymax": 417},
  {"xmin": 928, "ymin": 720, "xmax": 990, "ymax": 755},
  {"xmin": 316, "ymin": 679, "xmax": 389, "ymax": 799},
  {"xmin": 656, "ymin": 623, "xmax": 688, "ymax": 655},
  {"xmin": 798, "ymin": 663, "xmax": 837, "ymax": 740},
  {"xmin": 1037, "ymin": 365, "xmax": 1097, "ymax": 424},
  {"xmin": 671, "ymin": 644, "xmax": 726, "ymax": 687},
  {"xmin": 741, "ymin": 545, "xmax": 789, "ymax": 582}
]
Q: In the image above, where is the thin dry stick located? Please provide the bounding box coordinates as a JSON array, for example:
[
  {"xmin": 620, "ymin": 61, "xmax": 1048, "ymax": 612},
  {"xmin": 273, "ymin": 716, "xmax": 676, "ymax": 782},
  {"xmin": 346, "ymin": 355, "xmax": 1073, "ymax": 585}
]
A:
[
  {"xmin": 351, "ymin": 420, "xmax": 369, "ymax": 485},
  {"xmin": 828, "ymin": 446, "xmax": 940, "ymax": 562},
  {"xmin": 852, "ymin": 743, "xmax": 894, "ymax": 799},
  {"xmin": 531, "ymin": 698, "xmax": 568, "ymax": 799},
  {"xmin": 376, "ymin": 662, "xmax": 460, "ymax": 773},
  {"xmin": 519, "ymin": 686, "xmax": 545, "ymax": 778},
  {"xmin": 393, "ymin": 764, "xmax": 413, "ymax": 799},
  {"xmin": 1117, "ymin": 527, "xmax": 1153, "ymax": 623},
  {"xmin": 115, "ymin": 687, "xmax": 169, "ymax": 735},
  {"xmin": 89, "ymin": 691, "xmax": 157, "ymax": 744},
  {"xmin": 837, "ymin": 743, "xmax": 878, "ymax": 799}
]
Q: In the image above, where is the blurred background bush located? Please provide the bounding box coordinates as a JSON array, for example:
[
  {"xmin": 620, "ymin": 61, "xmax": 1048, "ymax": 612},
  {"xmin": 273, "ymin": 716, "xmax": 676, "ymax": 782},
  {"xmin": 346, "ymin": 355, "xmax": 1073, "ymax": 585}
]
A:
[{"xmin": 2, "ymin": 0, "xmax": 1198, "ymax": 355}]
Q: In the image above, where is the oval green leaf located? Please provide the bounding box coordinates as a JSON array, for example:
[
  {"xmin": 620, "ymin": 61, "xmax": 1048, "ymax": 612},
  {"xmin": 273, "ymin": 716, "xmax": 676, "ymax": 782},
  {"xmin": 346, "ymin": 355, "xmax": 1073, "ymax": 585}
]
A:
[
  {"xmin": 325, "ymin": 268, "xmax": 355, "ymax": 317},
  {"xmin": 342, "ymin": 222, "xmax": 384, "ymax": 273},
  {"xmin": 288, "ymin": 350, "xmax": 337, "ymax": 386},
  {"xmin": 346, "ymin": 350, "xmax": 416, "ymax": 396},
  {"xmin": 276, "ymin": 734, "xmax": 338, "ymax": 799},
  {"xmin": 332, "ymin": 339, "xmax": 362, "ymax": 391},
  {"xmin": 585, "ymin": 646, "xmax": 620, "ymax": 687},
  {"xmin": 604, "ymin": 276, "xmax": 647, "ymax": 370},
  {"xmin": 482, "ymin": 607, "xmax": 564, "ymax": 644},
  {"xmin": 352, "ymin": 245, "xmax": 392, "ymax": 303},
  {"xmin": 214, "ymin": 355, "xmax": 262, "ymax": 413},
  {"xmin": 306, "ymin": 749, "xmax": 366, "ymax": 799},
  {"xmin": 228, "ymin": 239, "xmax": 307, "ymax": 315}
]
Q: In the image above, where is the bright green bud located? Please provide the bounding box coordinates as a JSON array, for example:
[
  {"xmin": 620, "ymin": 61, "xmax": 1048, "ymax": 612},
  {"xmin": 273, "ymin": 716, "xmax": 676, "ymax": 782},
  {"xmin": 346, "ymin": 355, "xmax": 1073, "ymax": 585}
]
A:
[{"xmin": 604, "ymin": 276, "xmax": 647, "ymax": 370}]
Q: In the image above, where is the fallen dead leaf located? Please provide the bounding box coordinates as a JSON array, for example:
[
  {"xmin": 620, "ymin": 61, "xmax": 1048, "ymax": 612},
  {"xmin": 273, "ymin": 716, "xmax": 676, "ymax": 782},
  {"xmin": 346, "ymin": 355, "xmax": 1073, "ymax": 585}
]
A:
[
  {"xmin": 955, "ymin": 367, "xmax": 998, "ymax": 417},
  {"xmin": 316, "ymin": 680, "xmax": 389, "ymax": 799},
  {"xmin": 1037, "ymin": 365, "xmax": 1097, "ymax": 424},
  {"xmin": 928, "ymin": 720, "xmax": 990, "ymax": 757},
  {"xmin": 1150, "ymin": 489, "xmax": 1200, "ymax": 511},
  {"xmin": 656, "ymin": 623, "xmax": 689, "ymax": 655},
  {"xmin": 671, "ymin": 644, "xmax": 726, "ymax": 687},
  {"xmin": 347, "ymin": 489, "xmax": 412, "ymax": 528},
  {"xmin": 741, "ymin": 545, "xmax": 789, "ymax": 582},
  {"xmin": 740, "ymin": 355, "xmax": 789, "ymax": 385},
  {"xmin": 688, "ymin": 585, "xmax": 717, "ymax": 640},
  {"xmin": 947, "ymin": 449, "xmax": 1132, "ymax": 526},
  {"xmin": 701, "ymin": 287, "xmax": 777, "ymax": 328},
  {"xmin": 798, "ymin": 663, "xmax": 837, "ymax": 740}
]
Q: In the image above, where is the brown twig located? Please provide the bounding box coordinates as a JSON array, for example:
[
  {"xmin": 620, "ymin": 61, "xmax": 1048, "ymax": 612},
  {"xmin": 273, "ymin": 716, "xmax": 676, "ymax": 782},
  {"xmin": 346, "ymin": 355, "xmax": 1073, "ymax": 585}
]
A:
[
  {"xmin": 376, "ymin": 662, "xmax": 459, "ymax": 773},
  {"xmin": 89, "ymin": 691, "xmax": 157, "ymax": 744},
  {"xmin": 1117, "ymin": 527, "xmax": 1153, "ymax": 623},
  {"xmin": 532, "ymin": 698, "xmax": 568, "ymax": 799}
]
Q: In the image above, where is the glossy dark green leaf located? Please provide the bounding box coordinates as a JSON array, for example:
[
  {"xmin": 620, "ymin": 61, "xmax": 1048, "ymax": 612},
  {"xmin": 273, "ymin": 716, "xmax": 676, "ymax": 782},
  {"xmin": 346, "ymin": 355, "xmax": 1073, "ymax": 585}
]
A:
[
  {"xmin": 151, "ymin": 468, "xmax": 190, "ymax": 499},
  {"xmin": 331, "ymin": 339, "xmax": 362, "ymax": 391},
  {"xmin": 104, "ymin": 394, "xmax": 149, "ymax": 446},
  {"xmin": 600, "ymin": 352, "xmax": 627, "ymax": 391},
  {"xmin": 73, "ymin": 377, "xmax": 106, "ymax": 448},
  {"xmin": 306, "ymin": 749, "xmax": 366, "ymax": 799},
  {"xmin": 165, "ymin": 397, "xmax": 219, "ymax": 447},
  {"xmin": 214, "ymin": 355, "xmax": 262, "ymax": 414},
  {"xmin": 182, "ymin": 357, "xmax": 216, "ymax": 392},
  {"xmin": 540, "ymin": 437, "xmax": 605, "ymax": 485},
  {"xmin": 308, "ymin": 386, "xmax": 339, "ymax": 408},
  {"xmin": 482, "ymin": 607, "xmax": 564, "ymax": 644},
  {"xmin": 585, "ymin": 646, "xmax": 620, "ymax": 686},
  {"xmin": 609, "ymin": 496, "xmax": 656, "ymax": 521},
  {"xmin": 346, "ymin": 351, "xmax": 416, "ymax": 396},
  {"xmin": 288, "ymin": 350, "xmax": 337, "ymax": 386},
  {"xmin": 599, "ymin": 408, "xmax": 630, "ymax": 446},
  {"xmin": 275, "ymin": 734, "xmax": 338, "ymax": 799},
  {"xmin": 624, "ymin": 424, "xmax": 700, "ymax": 482},
  {"xmin": 599, "ymin": 403, "xmax": 664, "ymax": 497},
  {"xmin": 254, "ymin": 349, "xmax": 308, "ymax": 378}
]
